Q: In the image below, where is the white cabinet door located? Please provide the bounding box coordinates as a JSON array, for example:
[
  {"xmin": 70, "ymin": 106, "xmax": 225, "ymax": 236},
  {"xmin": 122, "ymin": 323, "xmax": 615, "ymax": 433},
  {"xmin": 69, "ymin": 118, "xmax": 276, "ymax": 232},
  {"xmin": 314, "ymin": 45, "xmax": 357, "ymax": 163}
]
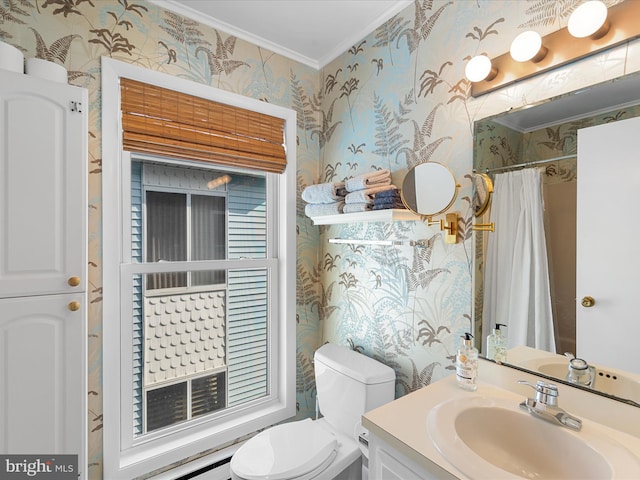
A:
[
  {"xmin": 0, "ymin": 70, "xmax": 87, "ymax": 298},
  {"xmin": 374, "ymin": 448, "xmax": 426, "ymax": 480},
  {"xmin": 369, "ymin": 433, "xmax": 457, "ymax": 480},
  {"xmin": 0, "ymin": 293, "xmax": 86, "ymax": 467},
  {"xmin": 577, "ymin": 116, "xmax": 640, "ymax": 374}
]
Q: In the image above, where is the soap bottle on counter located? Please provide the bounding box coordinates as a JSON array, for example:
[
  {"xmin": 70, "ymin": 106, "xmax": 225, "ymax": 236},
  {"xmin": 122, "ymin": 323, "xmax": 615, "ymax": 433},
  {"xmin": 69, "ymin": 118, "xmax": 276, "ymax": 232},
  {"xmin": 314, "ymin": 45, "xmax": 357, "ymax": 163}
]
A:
[
  {"xmin": 486, "ymin": 323, "xmax": 507, "ymax": 363},
  {"xmin": 456, "ymin": 333, "xmax": 478, "ymax": 391}
]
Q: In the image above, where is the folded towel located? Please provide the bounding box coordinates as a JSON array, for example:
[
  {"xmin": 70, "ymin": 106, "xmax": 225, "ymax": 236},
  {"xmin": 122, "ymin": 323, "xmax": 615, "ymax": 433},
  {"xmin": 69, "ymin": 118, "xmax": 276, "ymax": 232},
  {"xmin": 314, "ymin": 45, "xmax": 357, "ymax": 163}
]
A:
[
  {"xmin": 373, "ymin": 196, "xmax": 405, "ymax": 206},
  {"xmin": 305, "ymin": 201, "xmax": 344, "ymax": 217},
  {"xmin": 345, "ymin": 185, "xmax": 397, "ymax": 204},
  {"xmin": 373, "ymin": 200, "xmax": 406, "ymax": 209},
  {"xmin": 345, "ymin": 191, "xmax": 374, "ymax": 205},
  {"xmin": 373, "ymin": 203, "xmax": 406, "ymax": 210},
  {"xmin": 343, "ymin": 203, "xmax": 373, "ymax": 214},
  {"xmin": 345, "ymin": 169, "xmax": 391, "ymax": 192},
  {"xmin": 372, "ymin": 201, "xmax": 406, "ymax": 210},
  {"xmin": 374, "ymin": 189, "xmax": 402, "ymax": 199},
  {"xmin": 302, "ymin": 182, "xmax": 346, "ymax": 204}
]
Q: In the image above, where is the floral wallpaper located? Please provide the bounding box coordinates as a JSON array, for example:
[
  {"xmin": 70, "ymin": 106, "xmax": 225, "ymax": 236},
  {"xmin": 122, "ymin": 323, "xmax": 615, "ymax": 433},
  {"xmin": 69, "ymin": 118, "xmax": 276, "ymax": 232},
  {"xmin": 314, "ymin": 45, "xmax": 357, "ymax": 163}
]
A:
[
  {"xmin": 305, "ymin": 0, "xmax": 634, "ymax": 398},
  {"xmin": 2, "ymin": 0, "xmax": 639, "ymax": 478}
]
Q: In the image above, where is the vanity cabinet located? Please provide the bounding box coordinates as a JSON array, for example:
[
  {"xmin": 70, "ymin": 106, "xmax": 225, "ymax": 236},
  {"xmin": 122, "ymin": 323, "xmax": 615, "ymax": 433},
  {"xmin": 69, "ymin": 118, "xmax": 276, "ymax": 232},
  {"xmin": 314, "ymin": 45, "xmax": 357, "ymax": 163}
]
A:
[
  {"xmin": 369, "ymin": 434, "xmax": 429, "ymax": 480},
  {"xmin": 369, "ymin": 433, "xmax": 456, "ymax": 480},
  {"xmin": 0, "ymin": 69, "xmax": 87, "ymax": 477},
  {"xmin": 365, "ymin": 361, "xmax": 640, "ymax": 480}
]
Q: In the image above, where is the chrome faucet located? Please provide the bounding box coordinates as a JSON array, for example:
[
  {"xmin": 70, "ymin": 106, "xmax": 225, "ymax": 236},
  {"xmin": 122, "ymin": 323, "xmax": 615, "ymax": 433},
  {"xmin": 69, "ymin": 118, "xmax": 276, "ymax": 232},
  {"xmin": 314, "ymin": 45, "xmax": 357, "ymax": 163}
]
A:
[
  {"xmin": 564, "ymin": 353, "xmax": 596, "ymax": 388},
  {"xmin": 518, "ymin": 380, "xmax": 582, "ymax": 431}
]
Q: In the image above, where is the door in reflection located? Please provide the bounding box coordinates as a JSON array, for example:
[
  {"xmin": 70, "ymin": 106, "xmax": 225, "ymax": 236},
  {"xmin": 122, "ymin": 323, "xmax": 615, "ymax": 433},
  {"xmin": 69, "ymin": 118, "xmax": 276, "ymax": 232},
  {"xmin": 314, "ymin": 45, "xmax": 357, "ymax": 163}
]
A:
[{"xmin": 577, "ymin": 116, "xmax": 640, "ymax": 374}]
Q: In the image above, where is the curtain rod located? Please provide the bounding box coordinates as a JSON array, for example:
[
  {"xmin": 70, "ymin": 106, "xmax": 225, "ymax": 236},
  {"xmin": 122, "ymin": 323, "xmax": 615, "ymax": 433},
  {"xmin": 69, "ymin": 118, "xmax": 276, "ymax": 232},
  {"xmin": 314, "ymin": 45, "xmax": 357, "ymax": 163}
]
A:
[{"xmin": 475, "ymin": 154, "xmax": 576, "ymax": 174}]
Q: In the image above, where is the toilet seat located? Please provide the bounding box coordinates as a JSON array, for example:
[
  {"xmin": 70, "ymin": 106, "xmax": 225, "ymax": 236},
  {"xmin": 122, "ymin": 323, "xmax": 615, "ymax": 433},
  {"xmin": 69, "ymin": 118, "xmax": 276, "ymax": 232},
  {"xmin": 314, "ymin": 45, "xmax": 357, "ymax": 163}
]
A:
[{"xmin": 230, "ymin": 418, "xmax": 338, "ymax": 480}]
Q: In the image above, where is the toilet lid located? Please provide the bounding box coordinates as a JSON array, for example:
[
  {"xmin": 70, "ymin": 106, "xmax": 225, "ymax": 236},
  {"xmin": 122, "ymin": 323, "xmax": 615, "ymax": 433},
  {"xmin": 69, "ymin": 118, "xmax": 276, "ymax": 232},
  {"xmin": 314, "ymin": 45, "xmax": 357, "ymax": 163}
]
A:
[{"xmin": 231, "ymin": 418, "xmax": 337, "ymax": 480}]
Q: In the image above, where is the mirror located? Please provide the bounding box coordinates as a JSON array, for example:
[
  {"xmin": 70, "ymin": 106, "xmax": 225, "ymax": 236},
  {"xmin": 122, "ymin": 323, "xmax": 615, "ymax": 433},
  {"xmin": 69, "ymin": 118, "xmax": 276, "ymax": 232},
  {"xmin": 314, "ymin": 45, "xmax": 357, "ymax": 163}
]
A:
[
  {"xmin": 401, "ymin": 162, "xmax": 457, "ymax": 216},
  {"xmin": 472, "ymin": 173, "xmax": 493, "ymax": 217},
  {"xmin": 473, "ymin": 71, "xmax": 640, "ymax": 406}
]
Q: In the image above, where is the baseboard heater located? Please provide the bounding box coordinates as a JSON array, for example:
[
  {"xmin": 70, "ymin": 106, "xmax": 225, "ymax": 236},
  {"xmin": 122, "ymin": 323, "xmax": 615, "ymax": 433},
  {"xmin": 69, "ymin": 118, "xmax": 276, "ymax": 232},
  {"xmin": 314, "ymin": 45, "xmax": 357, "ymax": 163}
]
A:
[{"xmin": 175, "ymin": 456, "xmax": 231, "ymax": 480}]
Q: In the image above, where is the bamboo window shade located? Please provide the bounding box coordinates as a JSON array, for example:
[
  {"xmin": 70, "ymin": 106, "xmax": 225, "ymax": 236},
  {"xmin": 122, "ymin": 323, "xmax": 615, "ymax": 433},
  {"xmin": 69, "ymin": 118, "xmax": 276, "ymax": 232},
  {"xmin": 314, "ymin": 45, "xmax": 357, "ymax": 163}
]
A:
[{"xmin": 120, "ymin": 78, "xmax": 287, "ymax": 174}]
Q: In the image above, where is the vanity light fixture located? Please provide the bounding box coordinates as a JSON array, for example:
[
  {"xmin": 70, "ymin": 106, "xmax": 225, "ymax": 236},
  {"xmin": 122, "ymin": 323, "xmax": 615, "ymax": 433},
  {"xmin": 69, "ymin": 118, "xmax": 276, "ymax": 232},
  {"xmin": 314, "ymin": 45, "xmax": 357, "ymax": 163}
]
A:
[
  {"xmin": 469, "ymin": 0, "xmax": 640, "ymax": 97},
  {"xmin": 568, "ymin": 1, "xmax": 610, "ymax": 39},
  {"xmin": 464, "ymin": 55, "xmax": 497, "ymax": 82},
  {"xmin": 510, "ymin": 31, "xmax": 547, "ymax": 63}
]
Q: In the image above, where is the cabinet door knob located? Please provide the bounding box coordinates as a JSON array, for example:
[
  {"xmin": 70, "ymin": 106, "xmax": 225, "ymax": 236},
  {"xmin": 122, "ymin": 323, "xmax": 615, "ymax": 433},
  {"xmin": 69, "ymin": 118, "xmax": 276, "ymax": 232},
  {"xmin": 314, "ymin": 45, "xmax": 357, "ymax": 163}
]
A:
[
  {"xmin": 581, "ymin": 296, "xmax": 595, "ymax": 308},
  {"xmin": 68, "ymin": 276, "xmax": 81, "ymax": 287},
  {"xmin": 68, "ymin": 301, "xmax": 81, "ymax": 311}
]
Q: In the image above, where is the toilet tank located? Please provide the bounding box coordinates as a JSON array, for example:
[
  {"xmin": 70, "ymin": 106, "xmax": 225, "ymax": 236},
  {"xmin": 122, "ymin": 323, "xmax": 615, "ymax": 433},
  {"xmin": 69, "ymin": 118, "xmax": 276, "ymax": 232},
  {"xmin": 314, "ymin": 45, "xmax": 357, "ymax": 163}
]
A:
[{"xmin": 314, "ymin": 343, "xmax": 395, "ymax": 438}]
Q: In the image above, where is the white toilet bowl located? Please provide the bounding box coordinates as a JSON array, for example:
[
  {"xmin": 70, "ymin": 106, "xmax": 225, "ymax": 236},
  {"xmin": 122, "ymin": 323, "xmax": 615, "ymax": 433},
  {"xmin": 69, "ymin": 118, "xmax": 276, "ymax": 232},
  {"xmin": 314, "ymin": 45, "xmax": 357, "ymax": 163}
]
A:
[
  {"xmin": 230, "ymin": 343, "xmax": 395, "ymax": 480},
  {"xmin": 230, "ymin": 418, "xmax": 361, "ymax": 480}
]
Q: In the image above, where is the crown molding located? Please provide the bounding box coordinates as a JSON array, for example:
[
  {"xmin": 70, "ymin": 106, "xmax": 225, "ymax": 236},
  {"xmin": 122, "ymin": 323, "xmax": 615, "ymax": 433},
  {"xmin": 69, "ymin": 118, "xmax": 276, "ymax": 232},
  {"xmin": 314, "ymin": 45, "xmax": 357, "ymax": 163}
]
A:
[{"xmin": 149, "ymin": 0, "xmax": 411, "ymax": 70}]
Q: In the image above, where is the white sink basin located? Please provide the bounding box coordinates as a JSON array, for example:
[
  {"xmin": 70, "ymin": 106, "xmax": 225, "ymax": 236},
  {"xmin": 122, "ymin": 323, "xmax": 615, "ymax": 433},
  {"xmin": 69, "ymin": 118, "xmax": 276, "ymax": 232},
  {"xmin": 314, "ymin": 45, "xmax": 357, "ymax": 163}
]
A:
[
  {"xmin": 428, "ymin": 393, "xmax": 640, "ymax": 479},
  {"xmin": 518, "ymin": 357, "xmax": 640, "ymax": 401}
]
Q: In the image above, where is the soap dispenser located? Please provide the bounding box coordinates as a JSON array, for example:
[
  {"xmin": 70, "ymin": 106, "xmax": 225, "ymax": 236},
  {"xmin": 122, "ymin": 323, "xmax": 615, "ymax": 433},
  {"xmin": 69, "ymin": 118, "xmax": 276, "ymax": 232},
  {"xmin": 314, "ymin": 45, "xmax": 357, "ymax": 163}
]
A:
[
  {"xmin": 456, "ymin": 333, "xmax": 478, "ymax": 391},
  {"xmin": 486, "ymin": 323, "xmax": 507, "ymax": 363}
]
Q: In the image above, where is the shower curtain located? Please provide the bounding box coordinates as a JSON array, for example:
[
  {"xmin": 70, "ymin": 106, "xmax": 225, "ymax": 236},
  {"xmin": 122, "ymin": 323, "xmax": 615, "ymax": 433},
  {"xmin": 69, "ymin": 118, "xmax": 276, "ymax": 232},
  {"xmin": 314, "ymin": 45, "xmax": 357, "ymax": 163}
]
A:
[{"xmin": 482, "ymin": 168, "xmax": 556, "ymax": 353}]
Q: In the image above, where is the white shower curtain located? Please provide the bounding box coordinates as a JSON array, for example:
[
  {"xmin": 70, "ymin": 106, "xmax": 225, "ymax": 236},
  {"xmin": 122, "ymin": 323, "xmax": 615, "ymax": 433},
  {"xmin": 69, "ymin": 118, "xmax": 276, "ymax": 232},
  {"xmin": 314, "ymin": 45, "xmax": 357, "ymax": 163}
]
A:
[{"xmin": 482, "ymin": 168, "xmax": 556, "ymax": 353}]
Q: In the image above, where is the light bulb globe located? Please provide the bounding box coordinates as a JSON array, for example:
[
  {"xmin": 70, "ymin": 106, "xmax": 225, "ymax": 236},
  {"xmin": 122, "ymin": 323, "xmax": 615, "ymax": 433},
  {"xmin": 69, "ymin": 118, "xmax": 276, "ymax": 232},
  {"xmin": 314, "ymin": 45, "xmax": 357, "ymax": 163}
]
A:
[
  {"xmin": 568, "ymin": 1, "xmax": 608, "ymax": 38},
  {"xmin": 465, "ymin": 55, "xmax": 493, "ymax": 82},
  {"xmin": 510, "ymin": 31, "xmax": 543, "ymax": 62}
]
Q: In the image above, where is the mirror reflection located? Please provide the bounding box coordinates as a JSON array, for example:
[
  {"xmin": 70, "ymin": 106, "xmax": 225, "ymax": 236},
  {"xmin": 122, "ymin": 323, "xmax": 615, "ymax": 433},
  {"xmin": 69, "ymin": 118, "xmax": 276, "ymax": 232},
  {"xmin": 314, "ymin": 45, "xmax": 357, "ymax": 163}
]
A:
[
  {"xmin": 401, "ymin": 162, "xmax": 457, "ymax": 216},
  {"xmin": 472, "ymin": 173, "xmax": 492, "ymax": 217},
  {"xmin": 473, "ymin": 71, "xmax": 640, "ymax": 406},
  {"xmin": 508, "ymin": 346, "xmax": 640, "ymax": 407}
]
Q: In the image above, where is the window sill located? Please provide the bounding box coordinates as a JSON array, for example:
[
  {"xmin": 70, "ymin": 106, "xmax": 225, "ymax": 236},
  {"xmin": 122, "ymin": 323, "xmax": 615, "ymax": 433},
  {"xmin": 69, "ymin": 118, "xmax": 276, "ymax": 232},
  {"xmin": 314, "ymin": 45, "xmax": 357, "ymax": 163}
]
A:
[{"xmin": 309, "ymin": 208, "xmax": 420, "ymax": 225}]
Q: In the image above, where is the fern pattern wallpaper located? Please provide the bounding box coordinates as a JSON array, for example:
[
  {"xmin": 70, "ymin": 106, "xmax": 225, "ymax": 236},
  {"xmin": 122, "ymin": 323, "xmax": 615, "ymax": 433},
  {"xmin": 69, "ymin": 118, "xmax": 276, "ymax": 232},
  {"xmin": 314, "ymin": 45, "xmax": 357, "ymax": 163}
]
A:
[{"xmin": 2, "ymin": 0, "xmax": 638, "ymax": 477}]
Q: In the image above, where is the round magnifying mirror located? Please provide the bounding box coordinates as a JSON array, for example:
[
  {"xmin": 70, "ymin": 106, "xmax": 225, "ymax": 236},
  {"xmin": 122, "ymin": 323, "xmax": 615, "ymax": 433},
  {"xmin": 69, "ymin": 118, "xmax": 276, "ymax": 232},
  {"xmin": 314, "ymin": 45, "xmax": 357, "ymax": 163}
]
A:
[
  {"xmin": 401, "ymin": 162, "xmax": 457, "ymax": 216},
  {"xmin": 472, "ymin": 173, "xmax": 493, "ymax": 217}
]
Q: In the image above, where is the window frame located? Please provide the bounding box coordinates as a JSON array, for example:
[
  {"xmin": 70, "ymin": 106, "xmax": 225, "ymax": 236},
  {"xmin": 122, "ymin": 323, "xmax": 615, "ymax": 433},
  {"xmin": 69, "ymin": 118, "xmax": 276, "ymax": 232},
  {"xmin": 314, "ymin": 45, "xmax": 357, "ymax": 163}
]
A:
[{"xmin": 101, "ymin": 57, "xmax": 296, "ymax": 479}]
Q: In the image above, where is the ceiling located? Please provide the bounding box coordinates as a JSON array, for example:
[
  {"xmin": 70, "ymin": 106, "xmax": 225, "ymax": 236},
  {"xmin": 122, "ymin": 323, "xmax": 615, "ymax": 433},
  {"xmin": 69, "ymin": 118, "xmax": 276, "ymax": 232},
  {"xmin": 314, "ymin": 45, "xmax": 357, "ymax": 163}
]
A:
[{"xmin": 150, "ymin": 0, "xmax": 412, "ymax": 69}]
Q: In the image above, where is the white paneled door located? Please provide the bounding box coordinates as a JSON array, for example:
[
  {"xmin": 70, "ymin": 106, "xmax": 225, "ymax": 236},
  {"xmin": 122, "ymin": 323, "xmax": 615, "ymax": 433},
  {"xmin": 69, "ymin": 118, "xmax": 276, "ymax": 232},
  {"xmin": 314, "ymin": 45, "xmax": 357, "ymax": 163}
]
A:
[
  {"xmin": 576, "ymin": 116, "xmax": 640, "ymax": 375},
  {"xmin": 0, "ymin": 69, "xmax": 87, "ymax": 478},
  {"xmin": 0, "ymin": 70, "xmax": 86, "ymax": 298},
  {"xmin": 0, "ymin": 293, "xmax": 86, "ymax": 453}
]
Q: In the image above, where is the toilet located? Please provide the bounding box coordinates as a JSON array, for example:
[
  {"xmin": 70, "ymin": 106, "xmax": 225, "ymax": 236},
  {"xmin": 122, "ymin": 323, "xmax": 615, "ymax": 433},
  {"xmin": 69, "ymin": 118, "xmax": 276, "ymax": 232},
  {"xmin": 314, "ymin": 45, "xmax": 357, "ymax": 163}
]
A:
[{"xmin": 230, "ymin": 343, "xmax": 396, "ymax": 480}]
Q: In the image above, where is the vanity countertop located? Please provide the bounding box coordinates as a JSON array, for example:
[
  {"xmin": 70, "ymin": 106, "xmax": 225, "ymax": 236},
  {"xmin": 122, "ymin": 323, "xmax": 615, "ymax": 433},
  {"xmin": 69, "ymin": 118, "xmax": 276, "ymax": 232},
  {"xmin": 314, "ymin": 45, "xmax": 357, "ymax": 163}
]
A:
[{"xmin": 362, "ymin": 360, "xmax": 640, "ymax": 479}]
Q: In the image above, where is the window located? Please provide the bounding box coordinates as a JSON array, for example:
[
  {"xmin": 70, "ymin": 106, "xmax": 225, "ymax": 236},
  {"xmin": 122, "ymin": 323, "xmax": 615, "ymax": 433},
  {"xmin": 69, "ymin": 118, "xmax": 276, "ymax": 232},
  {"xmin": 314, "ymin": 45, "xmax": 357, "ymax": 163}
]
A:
[
  {"xmin": 102, "ymin": 58, "xmax": 296, "ymax": 479},
  {"xmin": 144, "ymin": 178, "xmax": 227, "ymax": 290},
  {"xmin": 132, "ymin": 160, "xmax": 269, "ymax": 435}
]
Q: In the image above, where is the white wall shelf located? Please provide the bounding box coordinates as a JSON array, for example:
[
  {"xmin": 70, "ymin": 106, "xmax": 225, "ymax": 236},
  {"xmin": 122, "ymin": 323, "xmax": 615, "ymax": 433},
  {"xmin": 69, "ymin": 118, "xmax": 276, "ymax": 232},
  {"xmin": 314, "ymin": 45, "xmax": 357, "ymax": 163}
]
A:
[{"xmin": 309, "ymin": 208, "xmax": 420, "ymax": 225}]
